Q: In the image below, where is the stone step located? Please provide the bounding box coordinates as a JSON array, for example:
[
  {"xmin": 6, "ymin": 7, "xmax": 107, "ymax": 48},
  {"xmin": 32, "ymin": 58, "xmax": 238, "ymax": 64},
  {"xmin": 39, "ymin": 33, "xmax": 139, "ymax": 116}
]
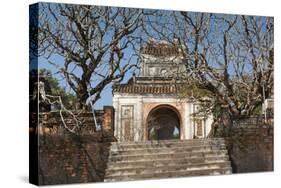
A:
[
  {"xmin": 105, "ymin": 167, "xmax": 232, "ymax": 182},
  {"xmin": 110, "ymin": 145, "xmax": 227, "ymax": 155},
  {"xmin": 109, "ymin": 150, "xmax": 229, "ymax": 162},
  {"xmin": 110, "ymin": 138, "xmax": 226, "ymax": 149},
  {"xmin": 111, "ymin": 138, "xmax": 225, "ymax": 144},
  {"xmin": 106, "ymin": 161, "xmax": 231, "ymax": 176},
  {"xmin": 104, "ymin": 138, "xmax": 232, "ymax": 182},
  {"xmin": 107, "ymin": 156, "xmax": 230, "ymax": 169}
]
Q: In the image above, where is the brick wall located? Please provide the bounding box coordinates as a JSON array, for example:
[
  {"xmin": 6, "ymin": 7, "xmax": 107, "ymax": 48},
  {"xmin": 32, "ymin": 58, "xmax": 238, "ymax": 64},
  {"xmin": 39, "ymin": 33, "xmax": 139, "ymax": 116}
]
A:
[
  {"xmin": 35, "ymin": 107, "xmax": 114, "ymax": 135},
  {"xmin": 227, "ymin": 124, "xmax": 273, "ymax": 173},
  {"xmin": 32, "ymin": 110, "xmax": 116, "ymax": 185},
  {"xmin": 38, "ymin": 131, "xmax": 116, "ymax": 185}
]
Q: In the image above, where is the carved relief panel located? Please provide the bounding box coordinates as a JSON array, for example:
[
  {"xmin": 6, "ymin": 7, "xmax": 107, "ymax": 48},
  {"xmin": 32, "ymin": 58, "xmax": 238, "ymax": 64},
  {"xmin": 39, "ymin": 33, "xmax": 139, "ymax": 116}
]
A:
[
  {"xmin": 121, "ymin": 105, "xmax": 134, "ymax": 141},
  {"xmin": 194, "ymin": 118, "xmax": 205, "ymax": 138}
]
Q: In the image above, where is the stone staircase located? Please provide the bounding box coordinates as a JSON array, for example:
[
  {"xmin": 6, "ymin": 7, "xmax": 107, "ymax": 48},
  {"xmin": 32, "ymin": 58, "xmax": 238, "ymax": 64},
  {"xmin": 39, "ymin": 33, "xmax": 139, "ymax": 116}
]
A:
[{"xmin": 104, "ymin": 138, "xmax": 232, "ymax": 182}]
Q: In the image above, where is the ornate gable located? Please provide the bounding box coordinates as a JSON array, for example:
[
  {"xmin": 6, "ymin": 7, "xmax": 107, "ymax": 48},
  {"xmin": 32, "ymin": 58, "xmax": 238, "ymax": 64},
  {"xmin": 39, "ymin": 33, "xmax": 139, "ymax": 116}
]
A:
[
  {"xmin": 113, "ymin": 39, "xmax": 188, "ymax": 95},
  {"xmin": 139, "ymin": 39, "xmax": 186, "ymax": 77}
]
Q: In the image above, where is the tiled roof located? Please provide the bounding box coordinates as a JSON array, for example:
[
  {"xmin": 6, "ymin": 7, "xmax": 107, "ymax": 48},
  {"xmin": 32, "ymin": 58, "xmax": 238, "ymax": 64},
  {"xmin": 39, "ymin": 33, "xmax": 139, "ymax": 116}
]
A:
[{"xmin": 113, "ymin": 78, "xmax": 182, "ymax": 94}]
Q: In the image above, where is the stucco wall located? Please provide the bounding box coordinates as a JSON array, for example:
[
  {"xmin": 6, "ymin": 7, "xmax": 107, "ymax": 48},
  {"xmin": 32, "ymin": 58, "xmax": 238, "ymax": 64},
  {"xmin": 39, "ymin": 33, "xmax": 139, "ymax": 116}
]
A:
[{"xmin": 113, "ymin": 93, "xmax": 213, "ymax": 141}]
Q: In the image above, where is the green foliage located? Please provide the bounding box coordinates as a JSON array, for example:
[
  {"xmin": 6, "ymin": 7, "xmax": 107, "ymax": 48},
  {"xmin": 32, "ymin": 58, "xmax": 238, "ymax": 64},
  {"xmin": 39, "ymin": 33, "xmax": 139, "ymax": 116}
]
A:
[
  {"xmin": 149, "ymin": 129, "xmax": 158, "ymax": 140},
  {"xmin": 251, "ymin": 104, "xmax": 263, "ymax": 115},
  {"xmin": 172, "ymin": 132, "xmax": 180, "ymax": 139},
  {"xmin": 179, "ymin": 82, "xmax": 214, "ymax": 118},
  {"xmin": 212, "ymin": 103, "xmax": 223, "ymax": 119},
  {"xmin": 180, "ymin": 82, "xmax": 213, "ymax": 99},
  {"xmin": 39, "ymin": 69, "xmax": 77, "ymax": 110}
]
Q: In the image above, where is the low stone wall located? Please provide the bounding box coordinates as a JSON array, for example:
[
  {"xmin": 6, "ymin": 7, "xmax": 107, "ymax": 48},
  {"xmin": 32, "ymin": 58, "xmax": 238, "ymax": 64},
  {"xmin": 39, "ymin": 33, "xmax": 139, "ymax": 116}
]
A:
[
  {"xmin": 227, "ymin": 125, "xmax": 273, "ymax": 173},
  {"xmin": 38, "ymin": 131, "xmax": 116, "ymax": 185}
]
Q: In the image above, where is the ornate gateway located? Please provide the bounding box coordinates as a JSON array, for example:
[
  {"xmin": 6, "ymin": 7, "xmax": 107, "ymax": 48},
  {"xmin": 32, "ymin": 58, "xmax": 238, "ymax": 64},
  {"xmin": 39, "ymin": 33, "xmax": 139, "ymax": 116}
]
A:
[{"xmin": 113, "ymin": 39, "xmax": 213, "ymax": 142}]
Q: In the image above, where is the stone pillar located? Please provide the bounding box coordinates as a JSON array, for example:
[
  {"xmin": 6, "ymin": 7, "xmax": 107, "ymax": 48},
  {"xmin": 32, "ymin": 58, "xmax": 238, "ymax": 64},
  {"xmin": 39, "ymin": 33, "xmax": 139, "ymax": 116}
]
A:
[
  {"xmin": 103, "ymin": 106, "xmax": 114, "ymax": 133},
  {"xmin": 135, "ymin": 97, "xmax": 143, "ymax": 141},
  {"xmin": 190, "ymin": 103, "xmax": 195, "ymax": 139},
  {"xmin": 205, "ymin": 115, "xmax": 213, "ymax": 137},
  {"xmin": 112, "ymin": 97, "xmax": 119, "ymax": 140},
  {"xmin": 183, "ymin": 102, "xmax": 189, "ymax": 139}
]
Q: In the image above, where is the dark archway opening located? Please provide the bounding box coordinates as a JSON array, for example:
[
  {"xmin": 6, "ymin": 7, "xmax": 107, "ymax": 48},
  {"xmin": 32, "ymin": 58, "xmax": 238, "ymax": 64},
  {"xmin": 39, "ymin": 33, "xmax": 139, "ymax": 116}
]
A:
[{"xmin": 147, "ymin": 107, "xmax": 181, "ymax": 140}]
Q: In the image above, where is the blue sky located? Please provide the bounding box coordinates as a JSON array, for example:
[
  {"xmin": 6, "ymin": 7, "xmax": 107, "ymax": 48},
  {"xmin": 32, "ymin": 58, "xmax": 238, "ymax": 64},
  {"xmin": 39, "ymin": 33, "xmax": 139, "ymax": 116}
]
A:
[{"xmin": 36, "ymin": 3, "xmax": 271, "ymax": 110}]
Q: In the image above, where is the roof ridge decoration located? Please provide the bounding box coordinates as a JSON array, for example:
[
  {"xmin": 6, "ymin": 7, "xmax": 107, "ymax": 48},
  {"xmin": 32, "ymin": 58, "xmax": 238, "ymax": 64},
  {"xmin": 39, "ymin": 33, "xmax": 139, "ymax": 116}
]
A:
[{"xmin": 140, "ymin": 38, "xmax": 183, "ymax": 57}]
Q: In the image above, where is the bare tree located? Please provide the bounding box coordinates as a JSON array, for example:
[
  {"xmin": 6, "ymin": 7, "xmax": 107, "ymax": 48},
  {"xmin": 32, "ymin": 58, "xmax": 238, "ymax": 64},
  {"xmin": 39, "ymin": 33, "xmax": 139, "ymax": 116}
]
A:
[
  {"xmin": 188, "ymin": 14, "xmax": 273, "ymax": 129},
  {"xmin": 146, "ymin": 11, "xmax": 273, "ymax": 131},
  {"xmin": 39, "ymin": 3, "xmax": 144, "ymax": 110}
]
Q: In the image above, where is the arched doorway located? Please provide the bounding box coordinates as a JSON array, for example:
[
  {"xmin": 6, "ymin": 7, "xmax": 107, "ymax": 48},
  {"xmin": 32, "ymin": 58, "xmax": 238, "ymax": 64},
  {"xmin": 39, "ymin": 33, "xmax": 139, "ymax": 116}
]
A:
[{"xmin": 146, "ymin": 105, "xmax": 181, "ymax": 140}]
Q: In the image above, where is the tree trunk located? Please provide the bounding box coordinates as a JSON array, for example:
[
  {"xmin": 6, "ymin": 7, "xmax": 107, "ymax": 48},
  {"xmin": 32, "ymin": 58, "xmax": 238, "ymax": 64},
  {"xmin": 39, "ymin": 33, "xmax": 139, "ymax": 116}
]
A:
[
  {"xmin": 76, "ymin": 89, "xmax": 89, "ymax": 111},
  {"xmin": 213, "ymin": 105, "xmax": 234, "ymax": 138}
]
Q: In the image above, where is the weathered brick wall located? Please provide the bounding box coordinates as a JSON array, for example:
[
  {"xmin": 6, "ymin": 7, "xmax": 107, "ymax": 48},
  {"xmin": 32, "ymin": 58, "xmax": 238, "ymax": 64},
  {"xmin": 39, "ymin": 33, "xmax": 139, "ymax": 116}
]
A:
[
  {"xmin": 34, "ymin": 110, "xmax": 116, "ymax": 185},
  {"xmin": 227, "ymin": 125, "xmax": 273, "ymax": 173},
  {"xmin": 37, "ymin": 109, "xmax": 114, "ymax": 135},
  {"xmin": 38, "ymin": 131, "xmax": 116, "ymax": 185}
]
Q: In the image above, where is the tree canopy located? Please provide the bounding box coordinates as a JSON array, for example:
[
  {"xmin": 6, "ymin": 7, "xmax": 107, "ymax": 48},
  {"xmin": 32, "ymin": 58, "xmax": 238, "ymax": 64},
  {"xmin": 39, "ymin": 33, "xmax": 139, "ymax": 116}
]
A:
[
  {"xmin": 39, "ymin": 3, "xmax": 144, "ymax": 109},
  {"xmin": 37, "ymin": 3, "xmax": 274, "ymax": 119}
]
